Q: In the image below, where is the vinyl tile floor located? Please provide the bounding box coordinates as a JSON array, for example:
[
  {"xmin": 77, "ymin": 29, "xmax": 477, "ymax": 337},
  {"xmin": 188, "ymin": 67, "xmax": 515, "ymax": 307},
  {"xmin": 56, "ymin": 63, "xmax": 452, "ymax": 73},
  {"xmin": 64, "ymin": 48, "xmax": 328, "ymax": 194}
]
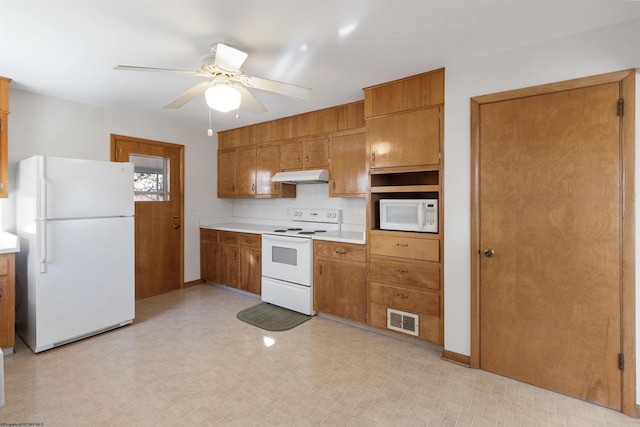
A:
[{"xmin": 1, "ymin": 284, "xmax": 639, "ymax": 426}]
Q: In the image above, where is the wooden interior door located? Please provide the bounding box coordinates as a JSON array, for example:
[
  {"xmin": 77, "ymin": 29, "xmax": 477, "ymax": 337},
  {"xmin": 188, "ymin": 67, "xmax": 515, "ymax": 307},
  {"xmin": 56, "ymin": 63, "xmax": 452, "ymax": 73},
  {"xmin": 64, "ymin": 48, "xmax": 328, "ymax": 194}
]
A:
[
  {"xmin": 473, "ymin": 75, "xmax": 633, "ymax": 411},
  {"xmin": 111, "ymin": 135, "xmax": 184, "ymax": 299}
]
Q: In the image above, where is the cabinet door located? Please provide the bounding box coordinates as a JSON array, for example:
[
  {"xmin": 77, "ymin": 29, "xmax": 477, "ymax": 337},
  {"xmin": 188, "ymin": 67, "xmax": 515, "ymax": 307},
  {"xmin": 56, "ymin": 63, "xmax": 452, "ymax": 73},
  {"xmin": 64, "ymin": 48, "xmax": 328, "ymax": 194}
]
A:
[
  {"xmin": 236, "ymin": 147, "xmax": 257, "ymax": 196},
  {"xmin": 217, "ymin": 149, "xmax": 237, "ymax": 198},
  {"xmin": 239, "ymin": 246, "xmax": 261, "ymax": 295},
  {"xmin": 303, "ymin": 136, "xmax": 329, "ymax": 169},
  {"xmin": 0, "ymin": 254, "xmax": 14, "ymax": 349},
  {"xmin": 256, "ymin": 144, "xmax": 280, "ymax": 196},
  {"xmin": 219, "ymin": 244, "xmax": 238, "ymax": 288},
  {"xmin": 314, "ymin": 258, "xmax": 367, "ymax": 323},
  {"xmin": 280, "ymin": 141, "xmax": 303, "ymax": 171},
  {"xmin": 368, "ymin": 107, "xmax": 440, "ymax": 169},
  {"xmin": 200, "ymin": 230, "xmax": 219, "ymax": 282},
  {"xmin": 0, "ymin": 112, "xmax": 7, "ymax": 198},
  {"xmin": 329, "ymin": 131, "xmax": 366, "ymax": 197}
]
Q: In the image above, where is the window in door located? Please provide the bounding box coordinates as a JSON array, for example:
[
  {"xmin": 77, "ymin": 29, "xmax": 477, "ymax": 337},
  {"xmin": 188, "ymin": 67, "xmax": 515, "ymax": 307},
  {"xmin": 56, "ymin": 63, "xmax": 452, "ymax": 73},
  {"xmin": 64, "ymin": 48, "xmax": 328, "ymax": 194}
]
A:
[{"xmin": 130, "ymin": 154, "xmax": 169, "ymax": 201}]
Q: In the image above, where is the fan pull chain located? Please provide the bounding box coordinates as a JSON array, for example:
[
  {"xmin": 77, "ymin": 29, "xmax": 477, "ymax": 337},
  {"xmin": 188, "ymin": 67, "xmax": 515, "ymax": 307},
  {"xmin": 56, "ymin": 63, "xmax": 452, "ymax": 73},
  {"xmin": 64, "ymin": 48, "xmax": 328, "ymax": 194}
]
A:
[{"xmin": 207, "ymin": 107, "xmax": 213, "ymax": 137}]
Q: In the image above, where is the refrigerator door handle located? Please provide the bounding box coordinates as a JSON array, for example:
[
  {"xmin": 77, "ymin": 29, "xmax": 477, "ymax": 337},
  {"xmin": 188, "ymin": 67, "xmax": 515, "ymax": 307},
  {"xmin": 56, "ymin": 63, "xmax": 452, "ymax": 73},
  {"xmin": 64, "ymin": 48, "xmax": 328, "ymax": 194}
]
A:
[
  {"xmin": 37, "ymin": 156, "xmax": 47, "ymax": 221},
  {"xmin": 37, "ymin": 157, "xmax": 48, "ymax": 273},
  {"xmin": 37, "ymin": 220, "xmax": 47, "ymax": 274}
]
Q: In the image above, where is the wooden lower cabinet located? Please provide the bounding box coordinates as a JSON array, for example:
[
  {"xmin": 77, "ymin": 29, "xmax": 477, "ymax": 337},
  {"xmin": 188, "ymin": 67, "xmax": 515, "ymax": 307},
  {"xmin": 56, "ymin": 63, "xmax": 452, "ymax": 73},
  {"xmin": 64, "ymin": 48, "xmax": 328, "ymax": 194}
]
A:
[
  {"xmin": 200, "ymin": 229, "xmax": 261, "ymax": 295},
  {"xmin": 200, "ymin": 229, "xmax": 219, "ymax": 282},
  {"xmin": 0, "ymin": 253, "xmax": 15, "ymax": 350},
  {"xmin": 368, "ymin": 232, "xmax": 443, "ymax": 345},
  {"xmin": 237, "ymin": 233, "xmax": 261, "ymax": 295},
  {"xmin": 313, "ymin": 240, "xmax": 367, "ymax": 323}
]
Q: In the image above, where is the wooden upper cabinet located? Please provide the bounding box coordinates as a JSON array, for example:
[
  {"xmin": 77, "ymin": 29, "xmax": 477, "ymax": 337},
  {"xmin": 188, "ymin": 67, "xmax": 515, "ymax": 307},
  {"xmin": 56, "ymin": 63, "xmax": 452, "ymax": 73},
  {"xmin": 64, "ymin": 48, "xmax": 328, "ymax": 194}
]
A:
[
  {"xmin": 256, "ymin": 144, "xmax": 280, "ymax": 196},
  {"xmin": 280, "ymin": 137, "xmax": 329, "ymax": 171},
  {"xmin": 329, "ymin": 130, "xmax": 367, "ymax": 197},
  {"xmin": 0, "ymin": 77, "xmax": 10, "ymax": 198},
  {"xmin": 236, "ymin": 146, "xmax": 257, "ymax": 196},
  {"xmin": 217, "ymin": 149, "xmax": 237, "ymax": 198},
  {"xmin": 302, "ymin": 136, "xmax": 329, "ymax": 169},
  {"xmin": 368, "ymin": 107, "xmax": 441, "ymax": 169},
  {"xmin": 279, "ymin": 140, "xmax": 303, "ymax": 171},
  {"xmin": 364, "ymin": 68, "xmax": 444, "ymax": 118}
]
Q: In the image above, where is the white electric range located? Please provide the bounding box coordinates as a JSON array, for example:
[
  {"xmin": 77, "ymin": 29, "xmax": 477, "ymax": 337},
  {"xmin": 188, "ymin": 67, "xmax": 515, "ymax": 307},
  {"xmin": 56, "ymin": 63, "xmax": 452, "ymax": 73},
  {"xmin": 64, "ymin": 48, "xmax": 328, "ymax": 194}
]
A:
[{"xmin": 261, "ymin": 208, "xmax": 341, "ymax": 315}]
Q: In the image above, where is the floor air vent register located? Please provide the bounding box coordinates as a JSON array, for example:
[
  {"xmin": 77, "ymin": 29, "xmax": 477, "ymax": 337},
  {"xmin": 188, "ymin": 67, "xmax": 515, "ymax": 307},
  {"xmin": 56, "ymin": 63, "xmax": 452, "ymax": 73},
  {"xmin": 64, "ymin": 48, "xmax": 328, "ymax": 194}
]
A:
[{"xmin": 387, "ymin": 308, "xmax": 419, "ymax": 336}]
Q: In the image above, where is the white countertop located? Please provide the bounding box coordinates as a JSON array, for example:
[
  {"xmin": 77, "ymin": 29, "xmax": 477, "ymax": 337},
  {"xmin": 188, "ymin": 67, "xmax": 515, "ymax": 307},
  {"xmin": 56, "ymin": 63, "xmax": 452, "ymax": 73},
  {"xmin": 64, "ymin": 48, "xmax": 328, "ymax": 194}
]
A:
[
  {"xmin": 0, "ymin": 232, "xmax": 19, "ymax": 255},
  {"xmin": 201, "ymin": 221, "xmax": 366, "ymax": 245}
]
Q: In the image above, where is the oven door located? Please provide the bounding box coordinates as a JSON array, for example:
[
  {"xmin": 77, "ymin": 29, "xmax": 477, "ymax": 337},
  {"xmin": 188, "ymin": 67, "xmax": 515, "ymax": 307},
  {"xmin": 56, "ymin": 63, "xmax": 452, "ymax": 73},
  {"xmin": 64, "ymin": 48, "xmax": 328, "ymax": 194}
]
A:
[{"xmin": 261, "ymin": 234, "xmax": 312, "ymax": 286}]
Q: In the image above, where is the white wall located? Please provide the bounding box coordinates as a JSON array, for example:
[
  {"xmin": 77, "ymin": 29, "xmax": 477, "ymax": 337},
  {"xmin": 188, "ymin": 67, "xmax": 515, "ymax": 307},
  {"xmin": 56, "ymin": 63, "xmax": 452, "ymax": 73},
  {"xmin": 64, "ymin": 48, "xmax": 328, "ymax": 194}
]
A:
[
  {"xmin": 4, "ymin": 90, "xmax": 233, "ymax": 283},
  {"xmin": 232, "ymin": 184, "xmax": 366, "ymax": 229},
  {"xmin": 442, "ymin": 18, "xmax": 640, "ymax": 399}
]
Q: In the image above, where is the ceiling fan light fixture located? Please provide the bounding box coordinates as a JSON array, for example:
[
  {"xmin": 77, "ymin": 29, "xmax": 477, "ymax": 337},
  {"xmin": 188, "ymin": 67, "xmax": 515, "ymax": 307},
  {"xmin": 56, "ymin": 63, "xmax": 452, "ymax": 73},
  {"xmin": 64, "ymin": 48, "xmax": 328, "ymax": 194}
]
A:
[{"xmin": 205, "ymin": 84, "xmax": 241, "ymax": 112}]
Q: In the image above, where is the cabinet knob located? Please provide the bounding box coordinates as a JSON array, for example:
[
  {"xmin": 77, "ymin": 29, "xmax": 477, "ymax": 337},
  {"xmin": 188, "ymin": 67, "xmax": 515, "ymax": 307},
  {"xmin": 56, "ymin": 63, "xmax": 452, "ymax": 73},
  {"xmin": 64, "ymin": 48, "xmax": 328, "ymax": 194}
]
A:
[
  {"xmin": 395, "ymin": 293, "xmax": 408, "ymax": 299},
  {"xmin": 305, "ymin": 155, "xmax": 309, "ymax": 163},
  {"xmin": 335, "ymin": 249, "xmax": 346, "ymax": 255},
  {"xmin": 395, "ymin": 268, "xmax": 409, "ymax": 273},
  {"xmin": 371, "ymin": 152, "xmax": 375, "ymax": 163},
  {"xmin": 394, "ymin": 242, "xmax": 409, "ymax": 247}
]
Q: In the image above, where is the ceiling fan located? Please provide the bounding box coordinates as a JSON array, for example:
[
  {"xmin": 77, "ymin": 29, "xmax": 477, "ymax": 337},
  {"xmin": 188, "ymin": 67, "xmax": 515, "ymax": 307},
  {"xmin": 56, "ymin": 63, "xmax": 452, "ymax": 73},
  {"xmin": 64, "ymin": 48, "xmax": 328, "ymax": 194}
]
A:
[{"xmin": 114, "ymin": 43, "xmax": 312, "ymax": 113}]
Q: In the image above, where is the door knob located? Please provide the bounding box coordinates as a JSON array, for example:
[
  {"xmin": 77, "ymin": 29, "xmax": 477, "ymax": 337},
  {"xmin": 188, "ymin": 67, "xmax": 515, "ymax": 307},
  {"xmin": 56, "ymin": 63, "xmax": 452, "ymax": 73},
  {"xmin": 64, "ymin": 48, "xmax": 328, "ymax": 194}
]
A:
[
  {"xmin": 173, "ymin": 224, "xmax": 180, "ymax": 229},
  {"xmin": 483, "ymin": 248, "xmax": 495, "ymax": 258}
]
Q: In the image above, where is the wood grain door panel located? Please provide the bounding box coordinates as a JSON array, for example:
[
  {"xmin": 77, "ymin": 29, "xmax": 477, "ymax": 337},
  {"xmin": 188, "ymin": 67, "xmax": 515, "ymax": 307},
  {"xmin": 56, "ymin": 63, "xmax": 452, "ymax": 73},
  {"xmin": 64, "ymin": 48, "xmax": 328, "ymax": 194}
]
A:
[
  {"xmin": 478, "ymin": 83, "xmax": 623, "ymax": 409},
  {"xmin": 111, "ymin": 135, "xmax": 184, "ymax": 299}
]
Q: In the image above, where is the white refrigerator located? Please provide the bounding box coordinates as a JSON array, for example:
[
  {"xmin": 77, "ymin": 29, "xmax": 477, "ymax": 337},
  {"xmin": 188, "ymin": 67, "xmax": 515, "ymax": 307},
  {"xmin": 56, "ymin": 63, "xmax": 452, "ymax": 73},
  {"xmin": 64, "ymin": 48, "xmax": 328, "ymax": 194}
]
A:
[{"xmin": 15, "ymin": 156, "xmax": 135, "ymax": 353}]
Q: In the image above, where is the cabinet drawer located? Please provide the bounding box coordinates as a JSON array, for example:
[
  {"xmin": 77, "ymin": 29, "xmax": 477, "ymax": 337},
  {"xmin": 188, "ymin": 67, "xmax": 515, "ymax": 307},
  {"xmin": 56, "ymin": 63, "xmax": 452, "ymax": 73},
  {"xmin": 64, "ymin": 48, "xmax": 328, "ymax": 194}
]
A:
[
  {"xmin": 218, "ymin": 231, "xmax": 238, "ymax": 245},
  {"xmin": 314, "ymin": 240, "xmax": 366, "ymax": 262},
  {"xmin": 369, "ymin": 259, "xmax": 439, "ymax": 290},
  {"xmin": 0, "ymin": 255, "xmax": 9, "ymax": 276},
  {"xmin": 237, "ymin": 233, "xmax": 261, "ymax": 248},
  {"xmin": 369, "ymin": 282, "xmax": 439, "ymax": 317},
  {"xmin": 370, "ymin": 235, "xmax": 439, "ymax": 262},
  {"xmin": 200, "ymin": 228, "xmax": 218, "ymax": 243}
]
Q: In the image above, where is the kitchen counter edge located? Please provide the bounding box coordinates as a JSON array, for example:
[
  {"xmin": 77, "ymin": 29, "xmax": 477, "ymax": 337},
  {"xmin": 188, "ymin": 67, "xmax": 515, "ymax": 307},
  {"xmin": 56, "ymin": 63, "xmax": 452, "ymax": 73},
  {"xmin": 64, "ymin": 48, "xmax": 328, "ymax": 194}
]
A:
[{"xmin": 200, "ymin": 223, "xmax": 366, "ymax": 245}]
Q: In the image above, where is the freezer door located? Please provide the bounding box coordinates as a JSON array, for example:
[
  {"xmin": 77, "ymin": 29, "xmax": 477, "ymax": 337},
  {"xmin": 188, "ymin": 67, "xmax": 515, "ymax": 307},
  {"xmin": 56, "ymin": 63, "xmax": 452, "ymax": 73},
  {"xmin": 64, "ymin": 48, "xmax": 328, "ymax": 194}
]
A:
[
  {"xmin": 37, "ymin": 156, "xmax": 134, "ymax": 219},
  {"xmin": 34, "ymin": 216, "xmax": 134, "ymax": 351}
]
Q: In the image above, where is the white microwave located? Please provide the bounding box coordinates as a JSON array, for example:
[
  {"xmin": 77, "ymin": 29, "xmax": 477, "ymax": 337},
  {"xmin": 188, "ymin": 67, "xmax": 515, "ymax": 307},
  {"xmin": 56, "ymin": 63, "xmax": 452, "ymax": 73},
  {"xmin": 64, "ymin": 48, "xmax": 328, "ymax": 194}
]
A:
[{"xmin": 379, "ymin": 199, "xmax": 438, "ymax": 233}]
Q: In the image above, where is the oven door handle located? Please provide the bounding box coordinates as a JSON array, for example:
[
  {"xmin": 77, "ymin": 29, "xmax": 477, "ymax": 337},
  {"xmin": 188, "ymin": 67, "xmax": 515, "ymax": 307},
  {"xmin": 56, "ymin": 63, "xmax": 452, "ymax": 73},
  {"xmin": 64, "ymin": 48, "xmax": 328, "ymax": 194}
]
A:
[{"xmin": 262, "ymin": 235, "xmax": 310, "ymax": 244}]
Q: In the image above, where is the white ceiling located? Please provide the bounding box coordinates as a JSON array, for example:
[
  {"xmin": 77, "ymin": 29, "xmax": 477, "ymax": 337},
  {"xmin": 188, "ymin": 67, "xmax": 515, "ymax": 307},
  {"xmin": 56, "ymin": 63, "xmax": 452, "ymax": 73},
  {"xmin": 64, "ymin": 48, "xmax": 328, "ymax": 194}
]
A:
[{"xmin": 2, "ymin": 1, "xmax": 640, "ymax": 133}]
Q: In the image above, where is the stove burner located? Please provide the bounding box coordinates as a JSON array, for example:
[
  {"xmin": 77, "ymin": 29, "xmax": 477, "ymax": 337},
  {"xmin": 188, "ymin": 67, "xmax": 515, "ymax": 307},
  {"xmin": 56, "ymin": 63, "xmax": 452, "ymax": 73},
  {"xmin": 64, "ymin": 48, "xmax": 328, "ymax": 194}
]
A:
[
  {"xmin": 273, "ymin": 229, "xmax": 287, "ymax": 233},
  {"xmin": 314, "ymin": 230, "xmax": 327, "ymax": 233},
  {"xmin": 288, "ymin": 228, "xmax": 303, "ymax": 231},
  {"xmin": 298, "ymin": 231, "xmax": 315, "ymax": 235}
]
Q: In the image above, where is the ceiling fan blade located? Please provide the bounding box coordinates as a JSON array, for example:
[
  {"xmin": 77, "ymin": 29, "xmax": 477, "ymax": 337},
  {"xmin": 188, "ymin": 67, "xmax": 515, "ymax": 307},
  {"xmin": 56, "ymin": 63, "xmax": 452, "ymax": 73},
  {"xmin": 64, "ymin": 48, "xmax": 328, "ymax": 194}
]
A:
[
  {"xmin": 212, "ymin": 43, "xmax": 248, "ymax": 71},
  {"xmin": 234, "ymin": 75, "xmax": 312, "ymax": 100},
  {"xmin": 235, "ymin": 85, "xmax": 267, "ymax": 114},
  {"xmin": 114, "ymin": 65, "xmax": 201, "ymax": 76},
  {"xmin": 163, "ymin": 81, "xmax": 212, "ymax": 109}
]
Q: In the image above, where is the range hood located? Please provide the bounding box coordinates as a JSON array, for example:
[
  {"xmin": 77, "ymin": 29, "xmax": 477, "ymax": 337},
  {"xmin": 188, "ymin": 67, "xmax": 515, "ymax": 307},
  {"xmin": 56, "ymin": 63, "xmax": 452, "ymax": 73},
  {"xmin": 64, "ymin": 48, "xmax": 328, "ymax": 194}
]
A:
[{"xmin": 271, "ymin": 169, "xmax": 329, "ymax": 184}]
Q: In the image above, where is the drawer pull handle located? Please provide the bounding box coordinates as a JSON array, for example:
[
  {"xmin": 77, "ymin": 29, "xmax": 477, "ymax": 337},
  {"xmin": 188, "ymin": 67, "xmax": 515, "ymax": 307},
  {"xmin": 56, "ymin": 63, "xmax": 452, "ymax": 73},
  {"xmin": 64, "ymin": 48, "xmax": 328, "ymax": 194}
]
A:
[
  {"xmin": 395, "ymin": 268, "xmax": 409, "ymax": 273},
  {"xmin": 335, "ymin": 250, "xmax": 346, "ymax": 255},
  {"xmin": 246, "ymin": 240, "xmax": 253, "ymax": 244},
  {"xmin": 394, "ymin": 242, "xmax": 409, "ymax": 247},
  {"xmin": 395, "ymin": 293, "xmax": 409, "ymax": 299}
]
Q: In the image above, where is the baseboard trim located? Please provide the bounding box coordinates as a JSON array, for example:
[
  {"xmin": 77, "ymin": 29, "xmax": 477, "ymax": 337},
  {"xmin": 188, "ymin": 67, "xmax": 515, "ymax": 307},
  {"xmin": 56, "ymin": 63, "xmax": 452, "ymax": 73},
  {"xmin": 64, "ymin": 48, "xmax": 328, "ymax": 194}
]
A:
[
  {"xmin": 184, "ymin": 279, "xmax": 205, "ymax": 287},
  {"xmin": 441, "ymin": 350, "xmax": 471, "ymax": 367}
]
